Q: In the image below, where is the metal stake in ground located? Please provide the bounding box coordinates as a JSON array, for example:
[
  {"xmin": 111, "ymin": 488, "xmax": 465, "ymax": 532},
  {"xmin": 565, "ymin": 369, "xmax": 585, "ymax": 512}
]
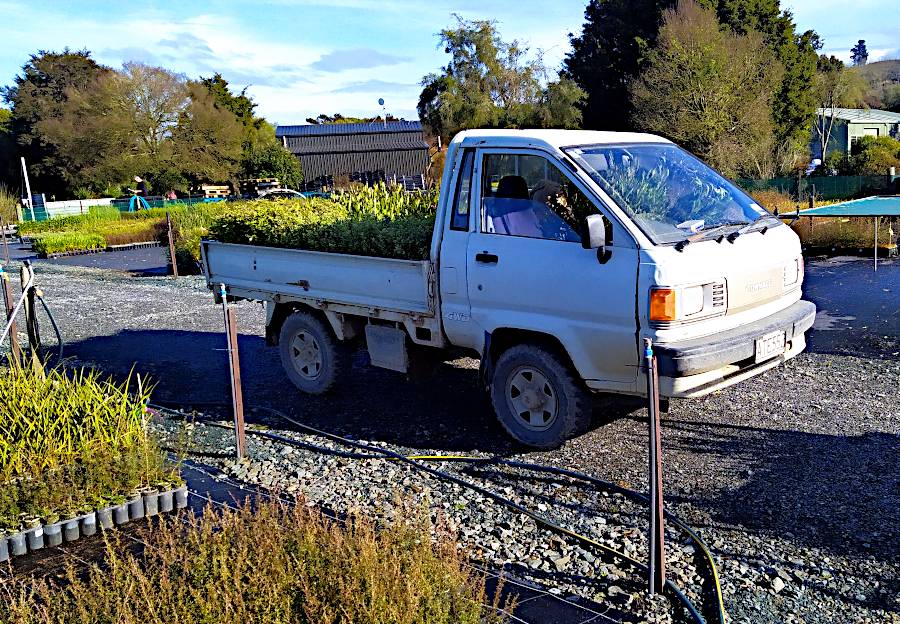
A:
[
  {"xmin": 20, "ymin": 261, "xmax": 40, "ymax": 359},
  {"xmin": 166, "ymin": 211, "xmax": 179, "ymax": 278},
  {"xmin": 644, "ymin": 338, "xmax": 667, "ymax": 595},
  {"xmin": 220, "ymin": 283, "xmax": 247, "ymax": 460},
  {"xmin": 0, "ymin": 267, "xmax": 20, "ymax": 364}
]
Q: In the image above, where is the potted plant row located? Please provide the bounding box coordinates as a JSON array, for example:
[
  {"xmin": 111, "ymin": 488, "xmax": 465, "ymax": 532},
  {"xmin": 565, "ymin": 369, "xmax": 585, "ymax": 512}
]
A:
[{"xmin": 0, "ymin": 478, "xmax": 187, "ymax": 563}]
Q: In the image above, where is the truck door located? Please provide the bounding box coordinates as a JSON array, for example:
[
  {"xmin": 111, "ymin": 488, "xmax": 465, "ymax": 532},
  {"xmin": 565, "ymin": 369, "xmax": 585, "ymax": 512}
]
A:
[
  {"xmin": 438, "ymin": 148, "xmax": 482, "ymax": 350},
  {"xmin": 466, "ymin": 149, "xmax": 640, "ymax": 389}
]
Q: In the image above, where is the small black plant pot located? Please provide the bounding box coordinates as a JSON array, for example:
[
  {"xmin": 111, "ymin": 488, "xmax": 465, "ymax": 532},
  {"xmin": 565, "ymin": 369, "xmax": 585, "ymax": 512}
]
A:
[
  {"xmin": 63, "ymin": 518, "xmax": 80, "ymax": 542},
  {"xmin": 8, "ymin": 532, "xmax": 26, "ymax": 557},
  {"xmin": 127, "ymin": 494, "xmax": 145, "ymax": 520},
  {"xmin": 45, "ymin": 522, "xmax": 63, "ymax": 547},
  {"xmin": 144, "ymin": 491, "xmax": 160, "ymax": 517},
  {"xmin": 174, "ymin": 485, "xmax": 188, "ymax": 510},
  {"xmin": 158, "ymin": 489, "xmax": 174, "ymax": 513},
  {"xmin": 97, "ymin": 507, "xmax": 115, "ymax": 530},
  {"xmin": 112, "ymin": 503, "xmax": 129, "ymax": 526},
  {"xmin": 81, "ymin": 512, "xmax": 98, "ymax": 537}
]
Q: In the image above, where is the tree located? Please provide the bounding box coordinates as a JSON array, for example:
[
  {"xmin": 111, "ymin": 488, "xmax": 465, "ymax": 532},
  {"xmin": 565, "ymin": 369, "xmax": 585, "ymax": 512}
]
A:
[
  {"xmin": 0, "ymin": 108, "xmax": 15, "ymax": 188},
  {"xmin": 242, "ymin": 142, "xmax": 303, "ymax": 188},
  {"xmin": 565, "ymin": 0, "xmax": 819, "ymax": 159},
  {"xmin": 812, "ymin": 55, "xmax": 866, "ymax": 160},
  {"xmin": 848, "ymin": 135, "xmax": 900, "ymax": 174},
  {"xmin": 418, "ymin": 16, "xmax": 584, "ymax": 141},
  {"xmin": 630, "ymin": 0, "xmax": 782, "ymax": 177},
  {"xmin": 169, "ymin": 82, "xmax": 244, "ymax": 190},
  {"xmin": 1, "ymin": 49, "xmax": 110, "ymax": 195},
  {"xmin": 563, "ymin": 0, "xmax": 673, "ymax": 131},
  {"xmin": 851, "ymin": 40, "xmax": 868, "ymax": 67}
]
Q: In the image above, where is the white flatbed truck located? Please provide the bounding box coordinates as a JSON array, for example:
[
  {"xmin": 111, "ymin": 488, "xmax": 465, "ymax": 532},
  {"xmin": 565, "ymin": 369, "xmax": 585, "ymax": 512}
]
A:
[{"xmin": 202, "ymin": 129, "xmax": 815, "ymax": 448}]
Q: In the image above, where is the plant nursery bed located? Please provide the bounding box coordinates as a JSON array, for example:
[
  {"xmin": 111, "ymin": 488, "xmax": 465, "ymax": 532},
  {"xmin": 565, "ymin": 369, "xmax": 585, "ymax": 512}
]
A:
[
  {"xmin": 40, "ymin": 240, "xmax": 160, "ymax": 259},
  {"xmin": 0, "ymin": 484, "xmax": 188, "ymax": 564}
]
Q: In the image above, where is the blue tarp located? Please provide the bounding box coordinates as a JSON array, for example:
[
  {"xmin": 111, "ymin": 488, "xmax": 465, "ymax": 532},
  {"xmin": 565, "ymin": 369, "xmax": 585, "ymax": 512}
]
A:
[{"xmin": 799, "ymin": 196, "xmax": 900, "ymax": 218}]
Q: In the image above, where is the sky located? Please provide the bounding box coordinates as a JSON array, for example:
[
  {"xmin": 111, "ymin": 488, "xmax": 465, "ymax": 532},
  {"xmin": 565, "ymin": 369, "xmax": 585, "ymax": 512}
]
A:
[{"xmin": 0, "ymin": 0, "xmax": 897, "ymax": 126}]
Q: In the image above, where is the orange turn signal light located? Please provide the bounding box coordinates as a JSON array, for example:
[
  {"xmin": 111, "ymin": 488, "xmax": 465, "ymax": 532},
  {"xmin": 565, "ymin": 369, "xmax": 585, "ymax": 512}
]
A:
[{"xmin": 650, "ymin": 288, "xmax": 677, "ymax": 322}]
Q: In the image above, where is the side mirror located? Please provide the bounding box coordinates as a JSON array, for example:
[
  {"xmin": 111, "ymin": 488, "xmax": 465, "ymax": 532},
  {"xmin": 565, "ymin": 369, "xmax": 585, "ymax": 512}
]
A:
[{"xmin": 582, "ymin": 214, "xmax": 606, "ymax": 250}]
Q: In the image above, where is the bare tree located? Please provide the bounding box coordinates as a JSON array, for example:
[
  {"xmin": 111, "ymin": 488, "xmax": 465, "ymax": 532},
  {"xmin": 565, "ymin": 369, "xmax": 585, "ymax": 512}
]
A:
[{"xmin": 813, "ymin": 56, "xmax": 866, "ymax": 160}]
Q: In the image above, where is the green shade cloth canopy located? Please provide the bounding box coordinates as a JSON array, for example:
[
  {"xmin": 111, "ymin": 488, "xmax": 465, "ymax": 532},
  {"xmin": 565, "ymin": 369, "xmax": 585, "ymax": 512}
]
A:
[{"xmin": 797, "ymin": 196, "xmax": 900, "ymax": 218}]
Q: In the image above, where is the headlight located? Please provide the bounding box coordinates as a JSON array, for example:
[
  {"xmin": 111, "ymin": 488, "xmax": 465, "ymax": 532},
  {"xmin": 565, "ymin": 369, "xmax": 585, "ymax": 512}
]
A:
[
  {"xmin": 680, "ymin": 285, "xmax": 704, "ymax": 316},
  {"xmin": 783, "ymin": 259, "xmax": 800, "ymax": 287},
  {"xmin": 650, "ymin": 283, "xmax": 725, "ymax": 323}
]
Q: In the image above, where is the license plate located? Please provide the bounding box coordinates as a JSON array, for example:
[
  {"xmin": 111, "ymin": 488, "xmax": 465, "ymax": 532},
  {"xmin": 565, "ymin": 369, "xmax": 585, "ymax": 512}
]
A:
[{"xmin": 755, "ymin": 330, "xmax": 786, "ymax": 363}]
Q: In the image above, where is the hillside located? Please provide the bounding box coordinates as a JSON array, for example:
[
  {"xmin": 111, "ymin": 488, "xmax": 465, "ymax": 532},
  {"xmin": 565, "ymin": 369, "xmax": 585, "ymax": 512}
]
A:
[{"xmin": 853, "ymin": 59, "xmax": 900, "ymax": 111}]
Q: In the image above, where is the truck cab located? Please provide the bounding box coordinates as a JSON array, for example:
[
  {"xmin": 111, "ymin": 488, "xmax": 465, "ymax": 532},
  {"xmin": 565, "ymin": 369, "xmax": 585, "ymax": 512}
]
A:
[{"xmin": 431, "ymin": 130, "xmax": 813, "ymax": 444}]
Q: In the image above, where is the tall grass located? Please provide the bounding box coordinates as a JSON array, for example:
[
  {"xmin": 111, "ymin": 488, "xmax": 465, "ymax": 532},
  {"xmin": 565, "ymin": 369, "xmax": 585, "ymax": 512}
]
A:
[
  {"xmin": 0, "ymin": 499, "xmax": 510, "ymax": 624},
  {"xmin": 31, "ymin": 232, "xmax": 105, "ymax": 255},
  {"xmin": 0, "ymin": 365, "xmax": 175, "ymax": 529},
  {"xmin": 0, "ymin": 184, "xmax": 19, "ymax": 224}
]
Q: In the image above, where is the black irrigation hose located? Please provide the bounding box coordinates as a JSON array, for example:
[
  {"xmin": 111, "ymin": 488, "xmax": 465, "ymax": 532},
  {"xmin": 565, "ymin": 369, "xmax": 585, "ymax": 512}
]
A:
[{"xmin": 153, "ymin": 402, "xmax": 712, "ymax": 623}]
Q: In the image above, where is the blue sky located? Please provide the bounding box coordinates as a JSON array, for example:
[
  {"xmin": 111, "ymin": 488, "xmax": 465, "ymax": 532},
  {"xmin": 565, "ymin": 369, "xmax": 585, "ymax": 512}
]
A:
[{"xmin": 0, "ymin": 0, "xmax": 897, "ymax": 125}]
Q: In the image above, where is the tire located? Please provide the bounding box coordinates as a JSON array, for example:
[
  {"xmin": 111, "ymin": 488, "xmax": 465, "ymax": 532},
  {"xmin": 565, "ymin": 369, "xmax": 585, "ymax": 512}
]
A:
[
  {"xmin": 490, "ymin": 344, "xmax": 592, "ymax": 449},
  {"xmin": 278, "ymin": 310, "xmax": 349, "ymax": 395}
]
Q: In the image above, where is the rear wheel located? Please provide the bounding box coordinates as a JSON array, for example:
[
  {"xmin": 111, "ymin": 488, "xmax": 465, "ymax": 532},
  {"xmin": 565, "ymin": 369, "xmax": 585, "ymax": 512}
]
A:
[
  {"xmin": 279, "ymin": 311, "xmax": 348, "ymax": 394},
  {"xmin": 490, "ymin": 344, "xmax": 591, "ymax": 449}
]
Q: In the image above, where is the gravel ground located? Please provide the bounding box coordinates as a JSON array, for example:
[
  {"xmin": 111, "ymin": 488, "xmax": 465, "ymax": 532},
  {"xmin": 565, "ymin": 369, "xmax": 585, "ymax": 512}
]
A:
[{"xmin": 3, "ymin": 245, "xmax": 899, "ymax": 623}]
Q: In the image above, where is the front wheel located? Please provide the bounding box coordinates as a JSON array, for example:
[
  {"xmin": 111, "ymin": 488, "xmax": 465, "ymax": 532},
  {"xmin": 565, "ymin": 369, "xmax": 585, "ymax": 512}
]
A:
[
  {"xmin": 278, "ymin": 310, "xmax": 349, "ymax": 395},
  {"xmin": 490, "ymin": 345, "xmax": 592, "ymax": 449}
]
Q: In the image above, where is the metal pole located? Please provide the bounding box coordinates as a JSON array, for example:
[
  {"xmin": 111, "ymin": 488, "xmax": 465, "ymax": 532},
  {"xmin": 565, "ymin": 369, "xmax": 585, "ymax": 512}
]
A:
[
  {"xmin": 20, "ymin": 157, "xmax": 34, "ymax": 222},
  {"xmin": 644, "ymin": 338, "xmax": 666, "ymax": 595},
  {"xmin": 20, "ymin": 261, "xmax": 40, "ymax": 359},
  {"xmin": 166, "ymin": 211, "xmax": 179, "ymax": 278},
  {"xmin": 874, "ymin": 217, "xmax": 879, "ymax": 273},
  {"xmin": 1, "ymin": 267, "xmax": 20, "ymax": 364},
  {"xmin": 220, "ymin": 284, "xmax": 247, "ymax": 460}
]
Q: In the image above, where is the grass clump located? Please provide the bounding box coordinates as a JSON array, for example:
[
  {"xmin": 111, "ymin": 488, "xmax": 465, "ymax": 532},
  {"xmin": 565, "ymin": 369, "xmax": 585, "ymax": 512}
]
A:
[
  {"xmin": 0, "ymin": 499, "xmax": 510, "ymax": 624},
  {"xmin": 0, "ymin": 364, "xmax": 175, "ymax": 530},
  {"xmin": 30, "ymin": 232, "xmax": 105, "ymax": 255}
]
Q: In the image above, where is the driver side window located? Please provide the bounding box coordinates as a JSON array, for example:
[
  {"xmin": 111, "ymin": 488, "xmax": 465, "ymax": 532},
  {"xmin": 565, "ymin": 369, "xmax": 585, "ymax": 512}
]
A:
[{"xmin": 480, "ymin": 153, "xmax": 597, "ymax": 243}]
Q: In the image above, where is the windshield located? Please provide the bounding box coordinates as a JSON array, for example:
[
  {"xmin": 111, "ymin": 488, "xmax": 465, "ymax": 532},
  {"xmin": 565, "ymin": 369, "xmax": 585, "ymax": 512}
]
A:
[{"xmin": 565, "ymin": 143, "xmax": 777, "ymax": 244}]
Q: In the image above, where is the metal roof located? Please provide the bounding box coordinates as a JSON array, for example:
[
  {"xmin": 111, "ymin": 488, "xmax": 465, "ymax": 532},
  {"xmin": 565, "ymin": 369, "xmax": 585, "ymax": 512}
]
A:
[
  {"xmin": 816, "ymin": 108, "xmax": 900, "ymax": 124},
  {"xmin": 276, "ymin": 121, "xmax": 423, "ymax": 137}
]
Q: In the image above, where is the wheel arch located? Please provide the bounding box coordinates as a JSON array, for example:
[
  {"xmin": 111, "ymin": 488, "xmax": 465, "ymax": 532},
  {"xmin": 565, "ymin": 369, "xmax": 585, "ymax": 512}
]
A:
[
  {"xmin": 482, "ymin": 327, "xmax": 581, "ymax": 388},
  {"xmin": 267, "ymin": 301, "xmax": 353, "ymax": 346}
]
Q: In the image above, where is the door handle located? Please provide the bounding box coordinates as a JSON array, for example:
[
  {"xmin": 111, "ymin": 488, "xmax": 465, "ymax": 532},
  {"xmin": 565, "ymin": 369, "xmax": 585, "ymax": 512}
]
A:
[{"xmin": 475, "ymin": 252, "xmax": 499, "ymax": 264}]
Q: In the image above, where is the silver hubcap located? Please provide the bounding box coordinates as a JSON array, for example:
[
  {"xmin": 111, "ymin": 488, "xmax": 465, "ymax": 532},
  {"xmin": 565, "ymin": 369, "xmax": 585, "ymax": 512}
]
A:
[
  {"xmin": 506, "ymin": 366, "xmax": 558, "ymax": 431},
  {"xmin": 289, "ymin": 331, "xmax": 323, "ymax": 379}
]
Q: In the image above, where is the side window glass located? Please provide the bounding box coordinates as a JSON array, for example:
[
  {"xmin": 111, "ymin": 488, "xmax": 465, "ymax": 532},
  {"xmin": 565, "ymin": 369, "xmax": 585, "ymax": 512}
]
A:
[
  {"xmin": 450, "ymin": 150, "xmax": 474, "ymax": 231},
  {"xmin": 481, "ymin": 153, "xmax": 598, "ymax": 243}
]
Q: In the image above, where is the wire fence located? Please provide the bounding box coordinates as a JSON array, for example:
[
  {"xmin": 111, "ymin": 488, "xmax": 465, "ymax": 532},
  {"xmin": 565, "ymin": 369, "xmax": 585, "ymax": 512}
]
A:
[{"xmin": 736, "ymin": 175, "xmax": 898, "ymax": 201}]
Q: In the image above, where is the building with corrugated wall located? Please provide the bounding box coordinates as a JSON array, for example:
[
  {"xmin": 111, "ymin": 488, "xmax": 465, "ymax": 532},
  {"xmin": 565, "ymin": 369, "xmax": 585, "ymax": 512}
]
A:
[{"xmin": 275, "ymin": 121, "xmax": 429, "ymax": 184}]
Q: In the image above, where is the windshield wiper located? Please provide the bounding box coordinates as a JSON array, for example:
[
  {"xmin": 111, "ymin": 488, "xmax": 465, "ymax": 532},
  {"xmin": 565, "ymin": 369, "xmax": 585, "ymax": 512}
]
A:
[
  {"xmin": 726, "ymin": 214, "xmax": 776, "ymax": 243},
  {"xmin": 674, "ymin": 221, "xmax": 746, "ymax": 251}
]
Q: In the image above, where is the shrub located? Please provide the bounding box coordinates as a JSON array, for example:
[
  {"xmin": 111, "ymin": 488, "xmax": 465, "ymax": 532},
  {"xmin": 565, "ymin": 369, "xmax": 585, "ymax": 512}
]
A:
[
  {"xmin": 208, "ymin": 188, "xmax": 438, "ymax": 261},
  {"xmin": 0, "ymin": 499, "xmax": 510, "ymax": 624},
  {"xmin": 0, "ymin": 364, "xmax": 175, "ymax": 529},
  {"xmin": 31, "ymin": 232, "xmax": 106, "ymax": 255},
  {"xmin": 848, "ymin": 135, "xmax": 900, "ymax": 175}
]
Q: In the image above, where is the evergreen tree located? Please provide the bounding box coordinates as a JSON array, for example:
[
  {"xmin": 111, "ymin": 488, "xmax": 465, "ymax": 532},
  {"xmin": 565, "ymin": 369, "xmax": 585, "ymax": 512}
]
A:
[{"xmin": 850, "ymin": 40, "xmax": 868, "ymax": 66}]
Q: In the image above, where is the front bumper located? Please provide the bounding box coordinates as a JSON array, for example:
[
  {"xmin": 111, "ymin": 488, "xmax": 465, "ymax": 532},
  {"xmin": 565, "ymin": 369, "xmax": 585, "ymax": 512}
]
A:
[{"xmin": 654, "ymin": 299, "xmax": 816, "ymax": 398}]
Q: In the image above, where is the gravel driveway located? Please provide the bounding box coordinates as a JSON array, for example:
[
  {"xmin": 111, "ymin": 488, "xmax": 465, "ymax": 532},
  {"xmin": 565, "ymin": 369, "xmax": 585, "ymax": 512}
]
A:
[{"xmin": 3, "ymin": 242, "xmax": 898, "ymax": 623}]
